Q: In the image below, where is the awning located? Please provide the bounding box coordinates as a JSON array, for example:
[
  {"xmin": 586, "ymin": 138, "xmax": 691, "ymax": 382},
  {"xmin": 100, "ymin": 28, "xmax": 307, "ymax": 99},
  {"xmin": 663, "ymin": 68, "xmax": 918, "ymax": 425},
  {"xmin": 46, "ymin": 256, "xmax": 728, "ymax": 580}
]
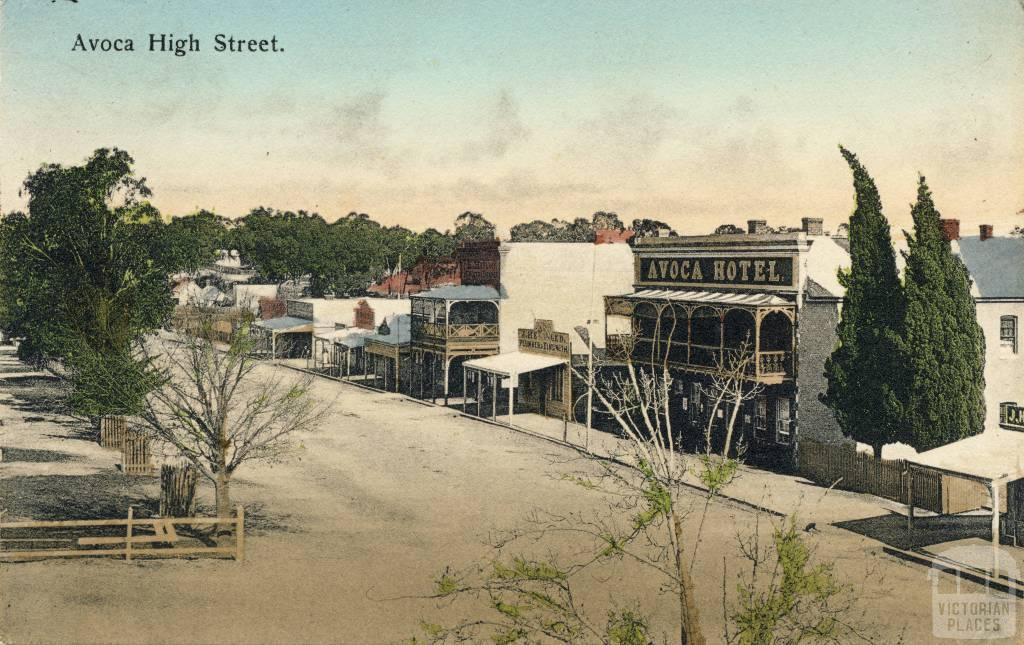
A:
[
  {"xmin": 314, "ymin": 328, "xmax": 375, "ymax": 348},
  {"xmin": 253, "ymin": 316, "xmax": 314, "ymax": 333},
  {"xmin": 464, "ymin": 351, "xmax": 566, "ymax": 377},
  {"xmin": 906, "ymin": 430, "xmax": 1024, "ymax": 484},
  {"xmin": 621, "ymin": 289, "xmax": 792, "ymax": 308}
]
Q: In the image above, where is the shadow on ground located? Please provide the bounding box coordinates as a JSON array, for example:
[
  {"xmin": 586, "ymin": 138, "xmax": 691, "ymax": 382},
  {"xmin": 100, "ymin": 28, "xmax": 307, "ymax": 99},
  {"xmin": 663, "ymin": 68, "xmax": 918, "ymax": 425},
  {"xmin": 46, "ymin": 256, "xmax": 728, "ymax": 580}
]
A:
[
  {"xmin": 835, "ymin": 511, "xmax": 992, "ymax": 551},
  {"xmin": 0, "ymin": 375, "xmax": 72, "ymax": 416},
  {"xmin": 0, "ymin": 473, "xmax": 157, "ymax": 521},
  {"xmin": 1, "ymin": 447, "xmax": 81, "ymax": 463}
]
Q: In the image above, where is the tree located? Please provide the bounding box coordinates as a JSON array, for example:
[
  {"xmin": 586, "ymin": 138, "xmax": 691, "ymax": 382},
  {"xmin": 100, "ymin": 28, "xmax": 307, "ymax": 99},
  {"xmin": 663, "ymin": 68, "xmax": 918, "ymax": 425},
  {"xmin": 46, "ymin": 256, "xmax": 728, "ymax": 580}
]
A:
[
  {"xmin": 714, "ymin": 224, "xmax": 745, "ymax": 235},
  {"xmin": 454, "ymin": 212, "xmax": 496, "ymax": 242},
  {"xmin": 592, "ymin": 211, "xmax": 625, "ymax": 231},
  {"xmin": 1, "ymin": 149, "xmax": 173, "ymax": 418},
  {"xmin": 901, "ymin": 177, "xmax": 986, "ymax": 450},
  {"xmin": 822, "ymin": 148, "xmax": 908, "ymax": 458},
  {"xmin": 135, "ymin": 317, "xmax": 328, "ymax": 522},
  {"xmin": 632, "ymin": 218, "xmax": 677, "ymax": 238},
  {"xmin": 698, "ymin": 340, "xmax": 763, "ymax": 458},
  {"xmin": 152, "ymin": 209, "xmax": 231, "ymax": 273}
]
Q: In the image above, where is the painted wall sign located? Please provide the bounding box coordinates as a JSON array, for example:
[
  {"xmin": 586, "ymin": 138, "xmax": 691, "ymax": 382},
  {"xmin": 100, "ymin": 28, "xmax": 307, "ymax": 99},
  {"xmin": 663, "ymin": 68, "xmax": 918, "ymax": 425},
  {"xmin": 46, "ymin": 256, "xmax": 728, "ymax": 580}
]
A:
[
  {"xmin": 287, "ymin": 300, "xmax": 314, "ymax": 320},
  {"xmin": 518, "ymin": 319, "xmax": 571, "ymax": 358},
  {"xmin": 636, "ymin": 255, "xmax": 795, "ymax": 289},
  {"xmin": 1000, "ymin": 402, "xmax": 1024, "ymax": 431}
]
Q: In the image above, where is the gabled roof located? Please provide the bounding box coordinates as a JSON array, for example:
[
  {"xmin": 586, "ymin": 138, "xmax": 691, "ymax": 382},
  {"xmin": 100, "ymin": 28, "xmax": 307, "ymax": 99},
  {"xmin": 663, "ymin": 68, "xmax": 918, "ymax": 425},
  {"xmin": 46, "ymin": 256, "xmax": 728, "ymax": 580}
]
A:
[{"xmin": 955, "ymin": 236, "xmax": 1024, "ymax": 299}]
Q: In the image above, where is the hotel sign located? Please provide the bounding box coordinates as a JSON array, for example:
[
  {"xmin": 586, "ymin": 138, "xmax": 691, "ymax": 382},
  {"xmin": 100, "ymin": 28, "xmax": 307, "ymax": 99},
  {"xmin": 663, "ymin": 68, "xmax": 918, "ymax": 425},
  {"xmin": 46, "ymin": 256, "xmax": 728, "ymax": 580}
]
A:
[
  {"xmin": 286, "ymin": 300, "xmax": 314, "ymax": 320},
  {"xmin": 637, "ymin": 255, "xmax": 795, "ymax": 289},
  {"xmin": 1000, "ymin": 402, "xmax": 1024, "ymax": 432},
  {"xmin": 519, "ymin": 320, "xmax": 571, "ymax": 358}
]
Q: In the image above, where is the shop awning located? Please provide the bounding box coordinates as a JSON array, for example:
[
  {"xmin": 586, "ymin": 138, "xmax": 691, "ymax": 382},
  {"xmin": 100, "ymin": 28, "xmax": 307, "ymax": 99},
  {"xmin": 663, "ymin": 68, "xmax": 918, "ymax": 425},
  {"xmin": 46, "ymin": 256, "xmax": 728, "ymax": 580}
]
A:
[
  {"xmin": 253, "ymin": 316, "xmax": 314, "ymax": 333},
  {"xmin": 464, "ymin": 351, "xmax": 566, "ymax": 377},
  {"xmin": 621, "ymin": 289, "xmax": 792, "ymax": 308},
  {"xmin": 906, "ymin": 430, "xmax": 1024, "ymax": 484},
  {"xmin": 314, "ymin": 328, "xmax": 375, "ymax": 348}
]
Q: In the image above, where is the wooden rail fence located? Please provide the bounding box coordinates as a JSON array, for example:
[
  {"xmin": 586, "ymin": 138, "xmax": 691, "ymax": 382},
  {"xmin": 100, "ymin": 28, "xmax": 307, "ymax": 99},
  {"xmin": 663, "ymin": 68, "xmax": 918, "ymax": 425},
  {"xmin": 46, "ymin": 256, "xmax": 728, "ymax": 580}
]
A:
[
  {"xmin": 0, "ymin": 506, "xmax": 244, "ymax": 562},
  {"xmin": 797, "ymin": 439, "xmax": 988, "ymax": 515}
]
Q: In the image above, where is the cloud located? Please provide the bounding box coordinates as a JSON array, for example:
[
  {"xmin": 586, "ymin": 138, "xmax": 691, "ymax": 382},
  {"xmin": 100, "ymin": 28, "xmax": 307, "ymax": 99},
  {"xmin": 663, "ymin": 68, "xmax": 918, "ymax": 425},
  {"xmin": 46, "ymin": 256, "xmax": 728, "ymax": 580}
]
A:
[
  {"xmin": 317, "ymin": 91, "xmax": 406, "ymax": 178},
  {"xmin": 457, "ymin": 90, "xmax": 530, "ymax": 162}
]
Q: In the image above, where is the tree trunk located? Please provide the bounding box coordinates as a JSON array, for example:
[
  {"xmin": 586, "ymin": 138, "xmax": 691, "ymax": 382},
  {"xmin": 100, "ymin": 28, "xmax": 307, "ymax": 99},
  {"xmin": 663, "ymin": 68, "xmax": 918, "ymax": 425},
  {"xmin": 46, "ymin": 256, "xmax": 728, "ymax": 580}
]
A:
[
  {"xmin": 215, "ymin": 470, "xmax": 232, "ymax": 535},
  {"xmin": 672, "ymin": 512, "xmax": 706, "ymax": 645},
  {"xmin": 872, "ymin": 443, "xmax": 884, "ymax": 460}
]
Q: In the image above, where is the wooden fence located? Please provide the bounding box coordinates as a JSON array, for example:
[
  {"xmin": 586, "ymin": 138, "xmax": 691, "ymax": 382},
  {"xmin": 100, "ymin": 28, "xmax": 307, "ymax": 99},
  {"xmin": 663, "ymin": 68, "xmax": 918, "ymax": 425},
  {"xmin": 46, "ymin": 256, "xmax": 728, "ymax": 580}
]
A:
[
  {"xmin": 797, "ymin": 439, "xmax": 988, "ymax": 515},
  {"xmin": 98, "ymin": 415, "xmax": 127, "ymax": 449},
  {"xmin": 160, "ymin": 464, "xmax": 198, "ymax": 517},
  {"xmin": 0, "ymin": 506, "xmax": 244, "ymax": 562},
  {"xmin": 121, "ymin": 431, "xmax": 155, "ymax": 476}
]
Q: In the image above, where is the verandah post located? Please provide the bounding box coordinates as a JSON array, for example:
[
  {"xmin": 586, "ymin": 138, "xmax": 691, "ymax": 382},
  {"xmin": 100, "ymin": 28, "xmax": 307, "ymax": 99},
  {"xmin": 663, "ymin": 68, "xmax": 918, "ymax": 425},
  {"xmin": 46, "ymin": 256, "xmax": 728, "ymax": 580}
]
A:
[{"xmin": 126, "ymin": 506, "xmax": 134, "ymax": 562}]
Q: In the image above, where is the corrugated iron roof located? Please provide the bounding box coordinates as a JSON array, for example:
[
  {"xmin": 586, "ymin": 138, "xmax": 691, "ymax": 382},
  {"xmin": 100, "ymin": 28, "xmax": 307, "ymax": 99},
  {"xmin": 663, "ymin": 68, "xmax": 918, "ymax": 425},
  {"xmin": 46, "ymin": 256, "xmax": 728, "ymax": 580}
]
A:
[{"xmin": 620, "ymin": 289, "xmax": 792, "ymax": 307}]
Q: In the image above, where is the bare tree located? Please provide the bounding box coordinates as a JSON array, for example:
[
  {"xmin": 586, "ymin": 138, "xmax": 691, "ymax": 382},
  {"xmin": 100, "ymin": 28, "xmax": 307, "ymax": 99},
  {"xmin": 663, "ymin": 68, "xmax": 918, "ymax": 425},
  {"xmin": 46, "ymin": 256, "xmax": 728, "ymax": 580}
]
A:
[
  {"xmin": 135, "ymin": 313, "xmax": 329, "ymax": 522},
  {"xmin": 698, "ymin": 339, "xmax": 763, "ymax": 459}
]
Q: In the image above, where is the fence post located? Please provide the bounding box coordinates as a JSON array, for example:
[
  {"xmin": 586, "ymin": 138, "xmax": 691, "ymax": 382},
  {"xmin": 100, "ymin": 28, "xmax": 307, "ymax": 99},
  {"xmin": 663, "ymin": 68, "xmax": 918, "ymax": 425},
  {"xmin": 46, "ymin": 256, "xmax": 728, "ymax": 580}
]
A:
[
  {"xmin": 235, "ymin": 505, "xmax": 245, "ymax": 562},
  {"xmin": 125, "ymin": 506, "xmax": 134, "ymax": 562}
]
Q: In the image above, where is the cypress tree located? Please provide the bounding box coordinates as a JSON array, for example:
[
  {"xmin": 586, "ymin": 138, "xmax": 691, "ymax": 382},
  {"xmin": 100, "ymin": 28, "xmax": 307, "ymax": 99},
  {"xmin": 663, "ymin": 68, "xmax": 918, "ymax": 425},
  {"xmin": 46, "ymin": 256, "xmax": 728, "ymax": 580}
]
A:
[
  {"xmin": 822, "ymin": 147, "xmax": 908, "ymax": 458},
  {"xmin": 902, "ymin": 176, "xmax": 986, "ymax": 450}
]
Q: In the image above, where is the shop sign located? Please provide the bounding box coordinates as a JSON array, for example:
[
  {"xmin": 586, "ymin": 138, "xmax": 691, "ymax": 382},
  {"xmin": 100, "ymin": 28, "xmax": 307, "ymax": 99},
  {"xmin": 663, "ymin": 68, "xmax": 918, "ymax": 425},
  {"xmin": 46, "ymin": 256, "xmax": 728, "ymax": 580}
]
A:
[
  {"xmin": 1000, "ymin": 402, "xmax": 1024, "ymax": 431},
  {"xmin": 286, "ymin": 300, "xmax": 314, "ymax": 320},
  {"xmin": 637, "ymin": 255, "xmax": 795, "ymax": 289},
  {"xmin": 519, "ymin": 320, "xmax": 571, "ymax": 358}
]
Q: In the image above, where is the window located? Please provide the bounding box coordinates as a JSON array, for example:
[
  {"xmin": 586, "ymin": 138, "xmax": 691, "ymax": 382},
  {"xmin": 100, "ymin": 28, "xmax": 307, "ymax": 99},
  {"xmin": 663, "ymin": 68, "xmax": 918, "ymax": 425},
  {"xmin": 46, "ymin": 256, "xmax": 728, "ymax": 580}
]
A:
[
  {"xmin": 775, "ymin": 397, "xmax": 792, "ymax": 444},
  {"xmin": 753, "ymin": 396, "xmax": 768, "ymax": 440},
  {"xmin": 1001, "ymin": 316, "xmax": 1018, "ymax": 354},
  {"xmin": 688, "ymin": 383, "xmax": 702, "ymax": 423}
]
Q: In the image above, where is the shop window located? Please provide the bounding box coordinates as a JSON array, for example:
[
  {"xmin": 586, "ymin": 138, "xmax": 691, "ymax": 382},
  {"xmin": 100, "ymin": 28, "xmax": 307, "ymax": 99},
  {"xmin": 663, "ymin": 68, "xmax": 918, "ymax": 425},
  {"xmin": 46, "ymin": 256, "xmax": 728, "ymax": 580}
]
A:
[
  {"xmin": 1001, "ymin": 315, "xmax": 1018, "ymax": 354},
  {"xmin": 754, "ymin": 396, "xmax": 768, "ymax": 440},
  {"xmin": 775, "ymin": 397, "xmax": 792, "ymax": 444}
]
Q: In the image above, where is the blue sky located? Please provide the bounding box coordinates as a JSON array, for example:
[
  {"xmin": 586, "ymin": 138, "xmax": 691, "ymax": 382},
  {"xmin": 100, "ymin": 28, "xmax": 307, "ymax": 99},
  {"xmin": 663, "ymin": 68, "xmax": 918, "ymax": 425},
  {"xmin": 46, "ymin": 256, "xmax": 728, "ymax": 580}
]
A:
[{"xmin": 1, "ymin": 0, "xmax": 1022, "ymax": 235}]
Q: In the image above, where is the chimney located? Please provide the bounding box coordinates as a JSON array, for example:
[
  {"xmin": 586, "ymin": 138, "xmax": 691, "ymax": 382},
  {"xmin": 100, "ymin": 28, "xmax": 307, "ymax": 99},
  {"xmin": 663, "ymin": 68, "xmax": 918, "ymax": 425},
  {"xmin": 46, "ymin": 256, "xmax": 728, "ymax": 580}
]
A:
[
  {"xmin": 801, "ymin": 217, "xmax": 824, "ymax": 236},
  {"xmin": 747, "ymin": 219, "xmax": 768, "ymax": 235},
  {"xmin": 939, "ymin": 219, "xmax": 960, "ymax": 242},
  {"xmin": 980, "ymin": 224, "xmax": 993, "ymax": 241}
]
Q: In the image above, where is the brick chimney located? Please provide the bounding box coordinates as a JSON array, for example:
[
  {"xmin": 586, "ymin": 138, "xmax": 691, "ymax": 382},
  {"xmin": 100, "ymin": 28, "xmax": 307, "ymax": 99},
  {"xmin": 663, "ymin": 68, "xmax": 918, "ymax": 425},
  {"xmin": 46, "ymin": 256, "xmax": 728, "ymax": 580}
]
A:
[
  {"xmin": 801, "ymin": 217, "xmax": 824, "ymax": 236},
  {"xmin": 939, "ymin": 218, "xmax": 960, "ymax": 242},
  {"xmin": 747, "ymin": 219, "xmax": 768, "ymax": 235},
  {"xmin": 980, "ymin": 224, "xmax": 993, "ymax": 241}
]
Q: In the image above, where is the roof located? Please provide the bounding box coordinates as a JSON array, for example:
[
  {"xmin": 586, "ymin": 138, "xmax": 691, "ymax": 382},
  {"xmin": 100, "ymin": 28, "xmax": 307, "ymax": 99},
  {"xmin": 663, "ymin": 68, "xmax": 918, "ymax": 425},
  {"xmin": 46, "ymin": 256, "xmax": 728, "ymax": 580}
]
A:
[
  {"xmin": 313, "ymin": 327, "xmax": 376, "ymax": 348},
  {"xmin": 463, "ymin": 351, "xmax": 567, "ymax": 376},
  {"xmin": 411, "ymin": 285, "xmax": 500, "ymax": 301},
  {"xmin": 365, "ymin": 314, "xmax": 411, "ymax": 345},
  {"xmin": 955, "ymin": 236, "xmax": 1024, "ymax": 299},
  {"xmin": 803, "ymin": 278, "xmax": 836, "ymax": 299},
  {"xmin": 253, "ymin": 316, "xmax": 314, "ymax": 332},
  {"xmin": 906, "ymin": 430, "xmax": 1024, "ymax": 483},
  {"xmin": 621, "ymin": 288, "xmax": 792, "ymax": 308}
]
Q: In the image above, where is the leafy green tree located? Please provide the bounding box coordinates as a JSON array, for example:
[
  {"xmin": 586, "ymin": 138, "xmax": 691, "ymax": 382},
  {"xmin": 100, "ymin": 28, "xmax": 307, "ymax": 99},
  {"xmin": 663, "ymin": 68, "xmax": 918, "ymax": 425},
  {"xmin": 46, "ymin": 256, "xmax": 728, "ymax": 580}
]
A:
[
  {"xmin": 152, "ymin": 209, "xmax": 231, "ymax": 273},
  {"xmin": 453, "ymin": 211, "xmax": 496, "ymax": 242},
  {"xmin": 592, "ymin": 211, "xmax": 625, "ymax": 231},
  {"xmin": 714, "ymin": 224, "xmax": 745, "ymax": 235},
  {"xmin": 902, "ymin": 177, "xmax": 986, "ymax": 450},
  {"xmin": 1, "ymin": 148, "xmax": 173, "ymax": 417},
  {"xmin": 822, "ymin": 147, "xmax": 908, "ymax": 458},
  {"xmin": 631, "ymin": 218, "xmax": 676, "ymax": 238}
]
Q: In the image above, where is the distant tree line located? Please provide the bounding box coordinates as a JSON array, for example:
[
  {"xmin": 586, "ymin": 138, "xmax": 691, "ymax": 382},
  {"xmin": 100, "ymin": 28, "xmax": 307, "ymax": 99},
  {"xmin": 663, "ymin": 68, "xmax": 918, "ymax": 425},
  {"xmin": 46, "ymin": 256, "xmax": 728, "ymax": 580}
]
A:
[{"xmin": 509, "ymin": 210, "xmax": 677, "ymax": 242}]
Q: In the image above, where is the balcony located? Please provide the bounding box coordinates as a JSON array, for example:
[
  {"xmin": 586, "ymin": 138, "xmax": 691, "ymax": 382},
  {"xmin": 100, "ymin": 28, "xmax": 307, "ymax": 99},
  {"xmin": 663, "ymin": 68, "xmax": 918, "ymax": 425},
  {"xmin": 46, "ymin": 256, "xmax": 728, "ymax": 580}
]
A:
[{"xmin": 414, "ymin": 320, "xmax": 499, "ymax": 341}]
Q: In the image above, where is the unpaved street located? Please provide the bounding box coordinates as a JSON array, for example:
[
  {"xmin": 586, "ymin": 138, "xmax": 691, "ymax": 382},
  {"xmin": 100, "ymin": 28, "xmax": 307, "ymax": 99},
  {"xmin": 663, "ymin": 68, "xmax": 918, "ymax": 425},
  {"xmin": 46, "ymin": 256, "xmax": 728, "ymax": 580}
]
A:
[{"xmin": 0, "ymin": 352, "xmax": 1015, "ymax": 643}]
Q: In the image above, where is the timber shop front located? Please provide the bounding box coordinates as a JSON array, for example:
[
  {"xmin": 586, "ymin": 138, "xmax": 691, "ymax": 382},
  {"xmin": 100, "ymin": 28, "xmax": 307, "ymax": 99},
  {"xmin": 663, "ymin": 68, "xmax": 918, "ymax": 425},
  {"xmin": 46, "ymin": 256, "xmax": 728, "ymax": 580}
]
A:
[
  {"xmin": 462, "ymin": 320, "xmax": 572, "ymax": 424},
  {"xmin": 604, "ymin": 224, "xmax": 850, "ymax": 468}
]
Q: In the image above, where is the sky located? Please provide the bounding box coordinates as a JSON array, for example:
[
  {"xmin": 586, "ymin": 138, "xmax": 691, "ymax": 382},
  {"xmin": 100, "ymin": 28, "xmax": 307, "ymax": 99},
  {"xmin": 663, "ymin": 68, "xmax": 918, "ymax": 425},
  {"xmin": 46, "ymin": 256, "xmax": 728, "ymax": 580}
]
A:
[{"xmin": 1, "ymin": 0, "xmax": 1022, "ymax": 236}]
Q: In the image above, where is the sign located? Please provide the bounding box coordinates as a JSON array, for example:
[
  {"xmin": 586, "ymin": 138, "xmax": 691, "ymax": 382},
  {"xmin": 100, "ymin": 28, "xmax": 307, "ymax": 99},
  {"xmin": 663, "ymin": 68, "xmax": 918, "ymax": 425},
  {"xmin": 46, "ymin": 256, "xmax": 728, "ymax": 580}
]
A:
[
  {"xmin": 1000, "ymin": 402, "xmax": 1024, "ymax": 431},
  {"xmin": 518, "ymin": 320, "xmax": 571, "ymax": 358},
  {"xmin": 637, "ymin": 255, "xmax": 795, "ymax": 289},
  {"xmin": 456, "ymin": 240, "xmax": 501, "ymax": 287},
  {"xmin": 286, "ymin": 299, "xmax": 314, "ymax": 320}
]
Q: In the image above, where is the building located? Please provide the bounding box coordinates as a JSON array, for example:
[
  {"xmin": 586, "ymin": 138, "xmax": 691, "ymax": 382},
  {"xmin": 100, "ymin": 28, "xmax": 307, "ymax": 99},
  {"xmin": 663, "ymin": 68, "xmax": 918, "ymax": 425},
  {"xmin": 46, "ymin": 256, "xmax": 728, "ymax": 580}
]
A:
[
  {"xmin": 410, "ymin": 241, "xmax": 502, "ymax": 403},
  {"xmin": 603, "ymin": 218, "xmax": 849, "ymax": 467},
  {"xmin": 461, "ymin": 241, "xmax": 635, "ymax": 423},
  {"xmin": 364, "ymin": 314, "xmax": 412, "ymax": 392},
  {"xmin": 949, "ymin": 222, "xmax": 1024, "ymax": 432}
]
